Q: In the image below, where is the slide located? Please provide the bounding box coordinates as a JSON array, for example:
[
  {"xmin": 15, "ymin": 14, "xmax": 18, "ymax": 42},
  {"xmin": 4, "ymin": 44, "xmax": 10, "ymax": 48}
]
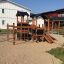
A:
[{"xmin": 43, "ymin": 33, "xmax": 55, "ymax": 43}]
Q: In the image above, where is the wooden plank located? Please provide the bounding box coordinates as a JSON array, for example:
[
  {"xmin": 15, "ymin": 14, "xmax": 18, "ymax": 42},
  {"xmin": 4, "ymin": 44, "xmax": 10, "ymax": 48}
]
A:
[
  {"xmin": 17, "ymin": 16, "xmax": 18, "ymax": 23},
  {"xmin": 13, "ymin": 23, "xmax": 15, "ymax": 45},
  {"xmin": 7, "ymin": 24, "xmax": 9, "ymax": 40},
  {"xmin": 48, "ymin": 19, "xmax": 50, "ymax": 33},
  {"xmin": 16, "ymin": 30, "xmax": 29, "ymax": 34},
  {"xmin": 52, "ymin": 21, "xmax": 54, "ymax": 31},
  {"xmin": 46, "ymin": 34, "xmax": 54, "ymax": 42},
  {"xmin": 33, "ymin": 33, "xmax": 43, "ymax": 37},
  {"xmin": 8, "ymin": 25, "xmax": 32, "ymax": 28},
  {"xmin": 43, "ymin": 34, "xmax": 52, "ymax": 43}
]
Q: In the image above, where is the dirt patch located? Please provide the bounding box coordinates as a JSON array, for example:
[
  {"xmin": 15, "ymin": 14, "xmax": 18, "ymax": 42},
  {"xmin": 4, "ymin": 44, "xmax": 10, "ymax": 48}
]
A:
[{"xmin": 0, "ymin": 34, "xmax": 64, "ymax": 64}]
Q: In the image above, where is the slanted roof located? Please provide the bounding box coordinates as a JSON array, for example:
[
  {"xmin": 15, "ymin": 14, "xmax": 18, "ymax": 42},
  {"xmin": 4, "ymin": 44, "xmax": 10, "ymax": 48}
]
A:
[
  {"xmin": 30, "ymin": 13, "xmax": 48, "ymax": 19},
  {"xmin": 40, "ymin": 8, "xmax": 64, "ymax": 15},
  {"xmin": 56, "ymin": 8, "xmax": 64, "ymax": 13},
  {"xmin": 16, "ymin": 11, "xmax": 29, "ymax": 16},
  {"xmin": 0, "ymin": 0, "xmax": 31, "ymax": 11}
]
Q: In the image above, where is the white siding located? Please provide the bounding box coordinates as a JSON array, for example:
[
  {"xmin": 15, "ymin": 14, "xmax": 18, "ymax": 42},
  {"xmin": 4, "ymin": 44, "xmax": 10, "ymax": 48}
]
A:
[
  {"xmin": 37, "ymin": 18, "xmax": 44, "ymax": 27},
  {"xmin": 0, "ymin": 2, "xmax": 30, "ymax": 29}
]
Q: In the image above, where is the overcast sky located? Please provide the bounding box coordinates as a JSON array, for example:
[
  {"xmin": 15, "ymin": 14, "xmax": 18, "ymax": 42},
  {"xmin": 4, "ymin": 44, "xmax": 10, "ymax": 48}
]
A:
[{"xmin": 13, "ymin": 0, "xmax": 64, "ymax": 13}]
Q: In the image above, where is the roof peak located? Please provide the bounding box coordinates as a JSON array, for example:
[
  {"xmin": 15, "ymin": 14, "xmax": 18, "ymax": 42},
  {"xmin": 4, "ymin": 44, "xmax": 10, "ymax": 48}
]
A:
[{"xmin": 0, "ymin": 0, "xmax": 31, "ymax": 11}]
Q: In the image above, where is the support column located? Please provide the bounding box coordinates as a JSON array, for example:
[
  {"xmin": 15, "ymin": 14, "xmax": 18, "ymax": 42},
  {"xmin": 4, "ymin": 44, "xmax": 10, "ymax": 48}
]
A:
[
  {"xmin": 58, "ymin": 21, "xmax": 60, "ymax": 29},
  {"xmin": 36, "ymin": 17, "xmax": 37, "ymax": 26},
  {"xmin": 13, "ymin": 23, "xmax": 15, "ymax": 45},
  {"xmin": 26, "ymin": 16, "xmax": 28, "ymax": 22},
  {"xmin": 48, "ymin": 19, "xmax": 50, "ymax": 33},
  {"xmin": 21, "ymin": 16, "xmax": 24, "ymax": 23},
  {"xmin": 23, "ymin": 16, "xmax": 24, "ymax": 22},
  {"xmin": 17, "ymin": 16, "xmax": 18, "ymax": 23},
  {"xmin": 32, "ymin": 18, "xmax": 33, "ymax": 25},
  {"xmin": 21, "ymin": 16, "xmax": 22, "ymax": 23},
  {"xmin": 7, "ymin": 24, "xmax": 9, "ymax": 41},
  {"xmin": 52, "ymin": 21, "xmax": 54, "ymax": 31}
]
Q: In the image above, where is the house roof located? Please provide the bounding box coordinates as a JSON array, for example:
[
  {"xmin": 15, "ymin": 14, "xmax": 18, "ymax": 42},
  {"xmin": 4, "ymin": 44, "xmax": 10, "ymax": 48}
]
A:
[
  {"xmin": 40, "ymin": 8, "xmax": 64, "ymax": 15},
  {"xmin": 0, "ymin": 0, "xmax": 31, "ymax": 11},
  {"xmin": 30, "ymin": 13, "xmax": 48, "ymax": 19}
]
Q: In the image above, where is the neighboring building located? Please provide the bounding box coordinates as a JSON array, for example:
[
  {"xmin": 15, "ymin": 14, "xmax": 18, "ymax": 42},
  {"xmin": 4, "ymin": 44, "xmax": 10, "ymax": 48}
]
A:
[
  {"xmin": 37, "ymin": 16, "xmax": 44, "ymax": 27},
  {"xmin": 30, "ymin": 13, "xmax": 45, "ymax": 28},
  {"xmin": 0, "ymin": 0, "xmax": 31, "ymax": 29}
]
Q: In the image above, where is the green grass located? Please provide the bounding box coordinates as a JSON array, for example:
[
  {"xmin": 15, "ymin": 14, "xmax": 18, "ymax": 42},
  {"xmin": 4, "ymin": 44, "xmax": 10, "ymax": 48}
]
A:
[
  {"xmin": 48, "ymin": 47, "xmax": 64, "ymax": 64},
  {"xmin": 0, "ymin": 29, "xmax": 7, "ymax": 34},
  {"xmin": 0, "ymin": 29, "xmax": 13, "ymax": 34}
]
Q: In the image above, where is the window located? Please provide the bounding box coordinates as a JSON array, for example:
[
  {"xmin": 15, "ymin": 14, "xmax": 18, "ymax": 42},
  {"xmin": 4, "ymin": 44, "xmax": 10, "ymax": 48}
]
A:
[
  {"xmin": 2, "ymin": 9, "xmax": 4, "ymax": 13},
  {"xmin": 2, "ymin": 20, "xmax": 5, "ymax": 25}
]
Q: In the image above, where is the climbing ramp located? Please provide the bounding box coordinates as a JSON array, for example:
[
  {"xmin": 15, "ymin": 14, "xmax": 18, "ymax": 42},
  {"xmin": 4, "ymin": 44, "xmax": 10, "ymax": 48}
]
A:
[{"xmin": 43, "ymin": 33, "xmax": 56, "ymax": 43}]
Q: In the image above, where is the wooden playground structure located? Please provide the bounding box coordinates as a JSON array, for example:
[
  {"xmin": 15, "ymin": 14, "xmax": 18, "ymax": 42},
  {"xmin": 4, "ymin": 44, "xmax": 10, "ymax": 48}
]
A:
[{"xmin": 7, "ymin": 11, "xmax": 56, "ymax": 45}]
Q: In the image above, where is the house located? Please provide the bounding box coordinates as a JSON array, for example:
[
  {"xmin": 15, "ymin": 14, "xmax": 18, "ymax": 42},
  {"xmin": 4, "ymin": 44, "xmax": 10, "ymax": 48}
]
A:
[
  {"xmin": 30, "ymin": 13, "xmax": 46, "ymax": 28},
  {"xmin": 30, "ymin": 9, "xmax": 64, "ymax": 32},
  {"xmin": 40, "ymin": 8, "xmax": 64, "ymax": 32},
  {"xmin": 0, "ymin": 0, "xmax": 31, "ymax": 29}
]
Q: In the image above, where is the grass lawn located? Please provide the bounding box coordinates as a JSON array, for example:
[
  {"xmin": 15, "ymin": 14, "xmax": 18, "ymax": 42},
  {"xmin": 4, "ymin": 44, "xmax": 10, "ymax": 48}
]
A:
[
  {"xmin": 48, "ymin": 47, "xmax": 64, "ymax": 64},
  {"xmin": 0, "ymin": 29, "xmax": 8, "ymax": 34},
  {"xmin": 0, "ymin": 29, "xmax": 13, "ymax": 35}
]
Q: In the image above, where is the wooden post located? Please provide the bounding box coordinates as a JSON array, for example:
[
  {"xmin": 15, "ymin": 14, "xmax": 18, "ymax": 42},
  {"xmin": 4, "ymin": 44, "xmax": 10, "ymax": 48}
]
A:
[
  {"xmin": 39, "ymin": 24, "xmax": 40, "ymax": 28},
  {"xmin": 58, "ymin": 21, "xmax": 60, "ymax": 29},
  {"xmin": 7, "ymin": 24, "xmax": 9, "ymax": 40},
  {"xmin": 52, "ymin": 21, "xmax": 54, "ymax": 31},
  {"xmin": 17, "ymin": 16, "xmax": 18, "ymax": 23},
  {"xmin": 26, "ymin": 16, "xmax": 28, "ymax": 22},
  {"xmin": 20, "ymin": 16, "xmax": 23, "ymax": 23},
  {"xmin": 58, "ymin": 21, "xmax": 60, "ymax": 34},
  {"xmin": 20, "ymin": 16, "xmax": 23, "ymax": 40},
  {"xmin": 48, "ymin": 19, "xmax": 50, "ymax": 33},
  {"xmin": 36, "ymin": 17, "xmax": 37, "ymax": 26},
  {"xmin": 32, "ymin": 18, "xmax": 34, "ymax": 25},
  {"xmin": 23, "ymin": 16, "xmax": 24, "ymax": 22},
  {"xmin": 13, "ymin": 23, "xmax": 15, "ymax": 45}
]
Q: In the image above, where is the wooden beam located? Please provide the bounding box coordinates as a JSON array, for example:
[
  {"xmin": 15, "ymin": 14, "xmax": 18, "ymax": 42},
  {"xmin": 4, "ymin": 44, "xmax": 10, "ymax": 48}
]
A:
[
  {"xmin": 17, "ymin": 16, "xmax": 18, "ymax": 23},
  {"xmin": 26, "ymin": 16, "xmax": 28, "ymax": 22},
  {"xmin": 13, "ymin": 23, "xmax": 15, "ymax": 45},
  {"xmin": 7, "ymin": 24, "xmax": 9, "ymax": 41},
  {"xmin": 48, "ymin": 19, "xmax": 50, "ymax": 33},
  {"xmin": 21, "ymin": 16, "xmax": 22, "ymax": 23},
  {"xmin": 52, "ymin": 21, "xmax": 54, "ymax": 31},
  {"xmin": 32, "ymin": 18, "xmax": 34, "ymax": 25},
  {"xmin": 36, "ymin": 17, "xmax": 37, "ymax": 26},
  {"xmin": 23, "ymin": 16, "xmax": 24, "ymax": 22},
  {"xmin": 58, "ymin": 21, "xmax": 60, "ymax": 29}
]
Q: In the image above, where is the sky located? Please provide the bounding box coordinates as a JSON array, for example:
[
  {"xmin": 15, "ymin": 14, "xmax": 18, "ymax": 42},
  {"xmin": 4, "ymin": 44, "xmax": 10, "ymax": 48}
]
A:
[{"xmin": 13, "ymin": 0, "xmax": 64, "ymax": 13}]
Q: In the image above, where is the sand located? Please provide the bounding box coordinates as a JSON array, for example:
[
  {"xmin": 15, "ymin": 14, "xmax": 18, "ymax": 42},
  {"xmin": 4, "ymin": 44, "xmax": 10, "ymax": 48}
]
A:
[{"xmin": 0, "ymin": 34, "xmax": 64, "ymax": 64}]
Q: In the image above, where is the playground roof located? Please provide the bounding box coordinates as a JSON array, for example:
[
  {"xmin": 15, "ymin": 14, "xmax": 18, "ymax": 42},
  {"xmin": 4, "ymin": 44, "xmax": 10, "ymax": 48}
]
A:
[{"xmin": 16, "ymin": 11, "xmax": 29, "ymax": 16}]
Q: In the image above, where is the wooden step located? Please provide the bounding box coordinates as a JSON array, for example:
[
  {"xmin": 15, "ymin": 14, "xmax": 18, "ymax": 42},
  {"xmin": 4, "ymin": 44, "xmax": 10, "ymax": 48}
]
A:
[
  {"xmin": 43, "ymin": 34, "xmax": 53, "ymax": 43},
  {"xmin": 45, "ymin": 34, "xmax": 54, "ymax": 43}
]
